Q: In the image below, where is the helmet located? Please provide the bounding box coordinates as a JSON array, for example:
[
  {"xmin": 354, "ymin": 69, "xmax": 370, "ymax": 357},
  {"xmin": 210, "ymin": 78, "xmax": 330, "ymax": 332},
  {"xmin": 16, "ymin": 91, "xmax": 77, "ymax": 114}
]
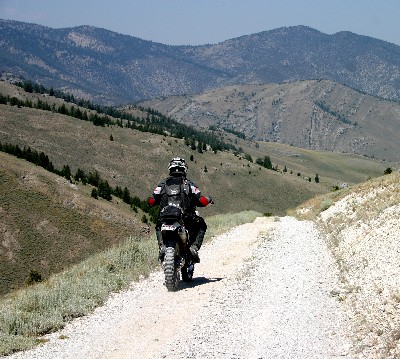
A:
[{"xmin": 168, "ymin": 157, "xmax": 188, "ymax": 176}]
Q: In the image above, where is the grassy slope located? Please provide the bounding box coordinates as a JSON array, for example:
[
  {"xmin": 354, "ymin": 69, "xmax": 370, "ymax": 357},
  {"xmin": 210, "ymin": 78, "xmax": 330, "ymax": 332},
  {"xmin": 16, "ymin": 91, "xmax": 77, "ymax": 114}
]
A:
[
  {"xmin": 249, "ymin": 140, "xmax": 388, "ymax": 185},
  {"xmin": 0, "ymin": 102, "xmax": 331, "ymax": 214},
  {"xmin": 0, "ymin": 152, "xmax": 148, "ymax": 295}
]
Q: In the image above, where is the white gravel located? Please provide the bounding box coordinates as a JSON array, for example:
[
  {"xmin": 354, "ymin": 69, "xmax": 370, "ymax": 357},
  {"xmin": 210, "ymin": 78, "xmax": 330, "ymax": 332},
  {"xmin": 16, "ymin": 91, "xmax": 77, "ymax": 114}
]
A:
[{"xmin": 8, "ymin": 216, "xmax": 352, "ymax": 359}]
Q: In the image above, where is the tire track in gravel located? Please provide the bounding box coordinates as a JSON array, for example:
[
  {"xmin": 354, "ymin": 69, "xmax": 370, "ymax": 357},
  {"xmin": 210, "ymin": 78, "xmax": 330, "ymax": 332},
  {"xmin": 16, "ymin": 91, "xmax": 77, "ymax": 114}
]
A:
[{"xmin": 9, "ymin": 216, "xmax": 352, "ymax": 359}]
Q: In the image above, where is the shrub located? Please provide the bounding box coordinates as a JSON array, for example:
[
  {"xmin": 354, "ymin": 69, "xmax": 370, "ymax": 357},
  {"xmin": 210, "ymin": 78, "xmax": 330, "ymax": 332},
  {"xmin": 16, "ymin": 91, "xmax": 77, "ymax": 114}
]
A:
[
  {"xmin": 91, "ymin": 188, "xmax": 98, "ymax": 199},
  {"xmin": 320, "ymin": 198, "xmax": 333, "ymax": 212},
  {"xmin": 26, "ymin": 270, "xmax": 42, "ymax": 285}
]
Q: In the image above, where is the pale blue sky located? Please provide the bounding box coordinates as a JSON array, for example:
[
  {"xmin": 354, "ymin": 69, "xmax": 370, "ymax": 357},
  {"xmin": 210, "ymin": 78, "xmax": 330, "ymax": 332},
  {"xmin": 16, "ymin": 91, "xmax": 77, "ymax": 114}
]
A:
[{"xmin": 1, "ymin": 0, "xmax": 399, "ymax": 46}]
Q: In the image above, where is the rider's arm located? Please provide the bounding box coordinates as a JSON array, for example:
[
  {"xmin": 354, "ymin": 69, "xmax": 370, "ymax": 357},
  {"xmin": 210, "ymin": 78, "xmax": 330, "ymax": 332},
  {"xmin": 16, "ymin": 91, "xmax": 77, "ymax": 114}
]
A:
[
  {"xmin": 148, "ymin": 181, "xmax": 165, "ymax": 206},
  {"xmin": 189, "ymin": 182, "xmax": 213, "ymax": 207},
  {"xmin": 198, "ymin": 196, "xmax": 212, "ymax": 207}
]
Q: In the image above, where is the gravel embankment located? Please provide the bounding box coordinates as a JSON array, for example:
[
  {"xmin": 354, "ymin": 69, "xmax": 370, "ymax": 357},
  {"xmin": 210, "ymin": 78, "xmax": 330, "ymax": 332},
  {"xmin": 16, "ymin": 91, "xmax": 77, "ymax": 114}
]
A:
[{"xmin": 8, "ymin": 216, "xmax": 352, "ymax": 359}]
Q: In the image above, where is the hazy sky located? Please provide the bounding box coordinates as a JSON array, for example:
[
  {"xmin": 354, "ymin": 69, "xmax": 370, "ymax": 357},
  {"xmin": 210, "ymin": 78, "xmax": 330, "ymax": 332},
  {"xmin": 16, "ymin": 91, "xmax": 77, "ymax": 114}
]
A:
[{"xmin": 1, "ymin": 0, "xmax": 399, "ymax": 46}]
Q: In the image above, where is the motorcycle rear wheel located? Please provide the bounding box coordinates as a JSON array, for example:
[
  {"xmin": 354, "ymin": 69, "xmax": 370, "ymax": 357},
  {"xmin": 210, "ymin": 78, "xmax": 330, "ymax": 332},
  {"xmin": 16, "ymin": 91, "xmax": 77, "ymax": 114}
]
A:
[{"xmin": 164, "ymin": 247, "xmax": 180, "ymax": 291}]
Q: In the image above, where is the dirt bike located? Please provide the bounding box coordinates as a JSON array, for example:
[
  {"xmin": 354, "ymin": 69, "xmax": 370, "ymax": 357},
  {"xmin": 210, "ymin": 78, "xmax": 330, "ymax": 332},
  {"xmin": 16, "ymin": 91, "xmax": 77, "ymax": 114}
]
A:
[{"xmin": 159, "ymin": 205, "xmax": 195, "ymax": 291}]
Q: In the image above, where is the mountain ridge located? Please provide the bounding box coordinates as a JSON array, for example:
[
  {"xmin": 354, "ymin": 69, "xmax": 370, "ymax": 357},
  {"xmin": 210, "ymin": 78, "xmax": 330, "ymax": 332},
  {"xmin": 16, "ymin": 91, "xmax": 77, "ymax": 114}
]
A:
[{"xmin": 2, "ymin": 20, "xmax": 400, "ymax": 104}]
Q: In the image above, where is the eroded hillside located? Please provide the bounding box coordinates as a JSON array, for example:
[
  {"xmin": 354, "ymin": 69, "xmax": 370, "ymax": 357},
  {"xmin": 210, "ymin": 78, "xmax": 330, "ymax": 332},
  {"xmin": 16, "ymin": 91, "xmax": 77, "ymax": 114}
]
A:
[
  {"xmin": 140, "ymin": 80, "xmax": 400, "ymax": 162},
  {"xmin": 297, "ymin": 172, "xmax": 400, "ymax": 357}
]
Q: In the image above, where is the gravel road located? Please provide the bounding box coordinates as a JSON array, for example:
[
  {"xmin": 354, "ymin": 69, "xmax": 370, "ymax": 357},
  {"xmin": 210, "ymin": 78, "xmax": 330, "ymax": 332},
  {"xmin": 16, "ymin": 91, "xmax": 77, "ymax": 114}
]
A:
[{"xmin": 8, "ymin": 216, "xmax": 352, "ymax": 359}]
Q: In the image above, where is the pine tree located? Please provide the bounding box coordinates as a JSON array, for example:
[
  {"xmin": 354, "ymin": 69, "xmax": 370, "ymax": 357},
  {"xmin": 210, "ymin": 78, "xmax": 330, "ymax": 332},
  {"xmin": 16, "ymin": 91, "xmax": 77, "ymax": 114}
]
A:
[
  {"xmin": 98, "ymin": 179, "xmax": 112, "ymax": 201},
  {"xmin": 61, "ymin": 165, "xmax": 72, "ymax": 180},
  {"xmin": 123, "ymin": 187, "xmax": 131, "ymax": 204},
  {"xmin": 75, "ymin": 168, "xmax": 87, "ymax": 183},
  {"xmin": 91, "ymin": 188, "xmax": 98, "ymax": 199},
  {"xmin": 263, "ymin": 156, "xmax": 272, "ymax": 169}
]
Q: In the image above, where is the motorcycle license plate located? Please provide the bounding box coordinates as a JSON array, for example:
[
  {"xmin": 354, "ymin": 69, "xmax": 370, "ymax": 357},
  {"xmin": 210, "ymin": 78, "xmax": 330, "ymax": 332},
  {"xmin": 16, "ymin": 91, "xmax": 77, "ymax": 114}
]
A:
[{"xmin": 161, "ymin": 224, "xmax": 176, "ymax": 231}]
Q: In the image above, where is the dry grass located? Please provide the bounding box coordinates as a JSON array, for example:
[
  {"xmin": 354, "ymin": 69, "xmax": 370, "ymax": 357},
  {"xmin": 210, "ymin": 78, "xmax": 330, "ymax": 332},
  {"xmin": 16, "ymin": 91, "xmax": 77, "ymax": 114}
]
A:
[
  {"xmin": 205, "ymin": 210, "xmax": 261, "ymax": 239},
  {"xmin": 0, "ymin": 235, "xmax": 157, "ymax": 356},
  {"xmin": 0, "ymin": 152, "xmax": 148, "ymax": 295}
]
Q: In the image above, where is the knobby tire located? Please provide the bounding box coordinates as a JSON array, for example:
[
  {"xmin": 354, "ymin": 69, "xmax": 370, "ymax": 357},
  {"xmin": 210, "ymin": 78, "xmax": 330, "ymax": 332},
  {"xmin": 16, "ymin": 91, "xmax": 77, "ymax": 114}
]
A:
[{"xmin": 164, "ymin": 247, "xmax": 179, "ymax": 291}]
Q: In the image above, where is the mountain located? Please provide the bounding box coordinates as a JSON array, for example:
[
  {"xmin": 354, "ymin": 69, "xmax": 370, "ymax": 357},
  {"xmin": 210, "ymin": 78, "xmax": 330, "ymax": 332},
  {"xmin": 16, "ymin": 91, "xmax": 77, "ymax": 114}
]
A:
[
  {"xmin": 2, "ymin": 20, "xmax": 400, "ymax": 104},
  {"xmin": 140, "ymin": 80, "xmax": 400, "ymax": 162}
]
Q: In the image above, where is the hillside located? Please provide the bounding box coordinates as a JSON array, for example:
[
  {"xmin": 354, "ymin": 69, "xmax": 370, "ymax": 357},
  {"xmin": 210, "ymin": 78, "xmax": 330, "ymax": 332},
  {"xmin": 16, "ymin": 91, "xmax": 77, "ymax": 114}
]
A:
[
  {"xmin": 140, "ymin": 80, "xmax": 400, "ymax": 162},
  {"xmin": 0, "ymin": 100, "xmax": 328, "ymax": 215},
  {"xmin": 0, "ymin": 80, "xmax": 389, "ymax": 206},
  {"xmin": 2, "ymin": 20, "xmax": 400, "ymax": 103},
  {"xmin": 0, "ymin": 151, "xmax": 148, "ymax": 295},
  {"xmin": 0, "ymin": 80, "xmax": 391, "ymax": 296},
  {"xmin": 295, "ymin": 171, "xmax": 400, "ymax": 357}
]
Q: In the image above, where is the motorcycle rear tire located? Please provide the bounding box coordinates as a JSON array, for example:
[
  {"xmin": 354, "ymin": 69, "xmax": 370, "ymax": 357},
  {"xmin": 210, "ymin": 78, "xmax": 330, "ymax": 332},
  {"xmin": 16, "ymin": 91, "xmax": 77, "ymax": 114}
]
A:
[{"xmin": 164, "ymin": 247, "xmax": 180, "ymax": 291}]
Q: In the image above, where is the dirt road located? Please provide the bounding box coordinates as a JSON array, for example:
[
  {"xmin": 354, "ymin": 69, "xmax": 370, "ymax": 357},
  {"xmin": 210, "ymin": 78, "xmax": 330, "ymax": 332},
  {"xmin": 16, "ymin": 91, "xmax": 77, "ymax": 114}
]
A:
[{"xmin": 9, "ymin": 216, "xmax": 352, "ymax": 359}]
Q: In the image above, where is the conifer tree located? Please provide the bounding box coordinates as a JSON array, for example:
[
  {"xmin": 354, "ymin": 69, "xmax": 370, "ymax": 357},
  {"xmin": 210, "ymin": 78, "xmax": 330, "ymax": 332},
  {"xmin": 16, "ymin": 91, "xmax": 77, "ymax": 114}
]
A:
[{"xmin": 61, "ymin": 165, "xmax": 72, "ymax": 180}]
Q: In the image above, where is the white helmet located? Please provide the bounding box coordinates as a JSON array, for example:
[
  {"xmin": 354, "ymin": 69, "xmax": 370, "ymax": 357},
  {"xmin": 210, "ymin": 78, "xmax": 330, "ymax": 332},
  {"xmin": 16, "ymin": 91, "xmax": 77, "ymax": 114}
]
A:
[{"xmin": 168, "ymin": 157, "xmax": 188, "ymax": 176}]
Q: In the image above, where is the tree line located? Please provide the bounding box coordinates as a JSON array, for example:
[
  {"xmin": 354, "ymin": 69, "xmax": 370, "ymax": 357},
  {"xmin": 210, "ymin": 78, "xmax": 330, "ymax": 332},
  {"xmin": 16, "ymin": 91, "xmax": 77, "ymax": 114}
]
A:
[
  {"xmin": 0, "ymin": 142, "xmax": 159, "ymax": 223},
  {"xmin": 314, "ymin": 101, "xmax": 352, "ymax": 125}
]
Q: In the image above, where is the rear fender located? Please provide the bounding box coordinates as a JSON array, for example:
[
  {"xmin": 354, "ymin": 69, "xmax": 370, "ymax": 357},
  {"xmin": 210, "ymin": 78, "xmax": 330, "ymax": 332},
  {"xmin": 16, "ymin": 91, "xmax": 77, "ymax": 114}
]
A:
[
  {"xmin": 161, "ymin": 221, "xmax": 187, "ymax": 248},
  {"xmin": 161, "ymin": 221, "xmax": 181, "ymax": 233}
]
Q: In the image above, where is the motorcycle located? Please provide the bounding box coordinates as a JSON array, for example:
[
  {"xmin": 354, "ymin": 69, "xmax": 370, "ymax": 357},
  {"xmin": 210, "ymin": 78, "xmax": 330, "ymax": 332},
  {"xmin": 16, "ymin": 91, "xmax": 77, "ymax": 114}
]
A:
[{"xmin": 159, "ymin": 205, "xmax": 194, "ymax": 291}]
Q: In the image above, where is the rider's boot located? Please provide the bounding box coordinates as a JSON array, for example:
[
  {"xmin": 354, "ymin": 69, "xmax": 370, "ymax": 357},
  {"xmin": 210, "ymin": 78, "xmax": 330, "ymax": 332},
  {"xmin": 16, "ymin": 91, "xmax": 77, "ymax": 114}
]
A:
[
  {"xmin": 156, "ymin": 230, "xmax": 166, "ymax": 261},
  {"xmin": 189, "ymin": 229, "xmax": 206, "ymax": 263}
]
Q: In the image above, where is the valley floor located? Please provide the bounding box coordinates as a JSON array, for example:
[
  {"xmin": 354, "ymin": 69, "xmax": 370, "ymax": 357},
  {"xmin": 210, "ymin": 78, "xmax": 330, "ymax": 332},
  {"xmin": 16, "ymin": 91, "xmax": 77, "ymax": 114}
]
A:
[{"xmin": 8, "ymin": 217, "xmax": 352, "ymax": 359}]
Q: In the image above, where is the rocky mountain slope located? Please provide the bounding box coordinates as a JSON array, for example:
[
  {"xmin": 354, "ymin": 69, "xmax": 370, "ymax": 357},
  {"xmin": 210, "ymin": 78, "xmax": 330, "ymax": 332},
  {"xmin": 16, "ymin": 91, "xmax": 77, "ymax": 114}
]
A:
[
  {"xmin": 2, "ymin": 20, "xmax": 400, "ymax": 104},
  {"xmin": 141, "ymin": 80, "xmax": 400, "ymax": 162}
]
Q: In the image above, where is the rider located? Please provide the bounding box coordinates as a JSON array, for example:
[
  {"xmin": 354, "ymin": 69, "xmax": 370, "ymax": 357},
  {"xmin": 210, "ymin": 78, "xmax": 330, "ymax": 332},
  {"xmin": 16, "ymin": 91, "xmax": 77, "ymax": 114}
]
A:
[{"xmin": 148, "ymin": 157, "xmax": 212, "ymax": 263}]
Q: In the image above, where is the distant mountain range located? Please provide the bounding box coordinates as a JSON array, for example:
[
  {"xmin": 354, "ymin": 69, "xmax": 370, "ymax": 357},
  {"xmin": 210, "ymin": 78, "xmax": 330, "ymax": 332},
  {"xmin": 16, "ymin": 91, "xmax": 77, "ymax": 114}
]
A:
[{"xmin": 2, "ymin": 19, "xmax": 400, "ymax": 104}]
